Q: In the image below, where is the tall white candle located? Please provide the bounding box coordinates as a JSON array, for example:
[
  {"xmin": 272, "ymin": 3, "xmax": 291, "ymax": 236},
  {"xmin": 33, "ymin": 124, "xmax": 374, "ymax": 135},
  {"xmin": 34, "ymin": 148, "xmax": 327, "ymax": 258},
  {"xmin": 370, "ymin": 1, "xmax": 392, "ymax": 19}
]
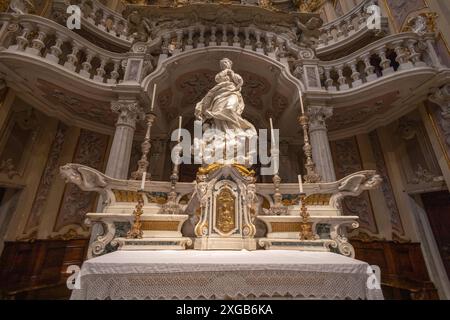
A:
[
  {"xmin": 140, "ymin": 171, "xmax": 147, "ymax": 190},
  {"xmin": 150, "ymin": 83, "xmax": 157, "ymax": 111},
  {"xmin": 299, "ymin": 91, "xmax": 305, "ymax": 115},
  {"xmin": 177, "ymin": 116, "xmax": 182, "ymax": 142},
  {"xmin": 298, "ymin": 174, "xmax": 303, "ymax": 194},
  {"xmin": 269, "ymin": 117, "xmax": 275, "ymax": 145}
]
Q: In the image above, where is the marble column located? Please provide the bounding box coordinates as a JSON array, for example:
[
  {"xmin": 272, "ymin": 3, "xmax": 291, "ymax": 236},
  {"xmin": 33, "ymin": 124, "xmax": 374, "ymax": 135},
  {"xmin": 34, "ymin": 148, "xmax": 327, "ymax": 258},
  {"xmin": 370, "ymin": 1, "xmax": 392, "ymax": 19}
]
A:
[
  {"xmin": 105, "ymin": 100, "xmax": 143, "ymax": 179},
  {"xmin": 308, "ymin": 106, "xmax": 336, "ymax": 182}
]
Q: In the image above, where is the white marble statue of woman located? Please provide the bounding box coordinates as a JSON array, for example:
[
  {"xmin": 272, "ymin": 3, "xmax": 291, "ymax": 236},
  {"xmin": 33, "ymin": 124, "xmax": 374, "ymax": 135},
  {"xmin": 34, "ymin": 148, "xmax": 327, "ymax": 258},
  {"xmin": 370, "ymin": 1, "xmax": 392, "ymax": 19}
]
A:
[{"xmin": 194, "ymin": 58, "xmax": 257, "ymax": 165}]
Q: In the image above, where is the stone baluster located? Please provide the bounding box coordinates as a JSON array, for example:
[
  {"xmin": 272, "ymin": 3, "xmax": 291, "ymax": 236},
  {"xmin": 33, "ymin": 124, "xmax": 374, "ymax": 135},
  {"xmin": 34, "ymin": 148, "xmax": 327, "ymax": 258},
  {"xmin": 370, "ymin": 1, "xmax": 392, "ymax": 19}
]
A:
[
  {"xmin": 64, "ymin": 42, "xmax": 80, "ymax": 71},
  {"xmin": 80, "ymin": 50, "xmax": 94, "ymax": 78},
  {"xmin": 362, "ymin": 53, "xmax": 377, "ymax": 82},
  {"xmin": 349, "ymin": 60, "xmax": 362, "ymax": 87},
  {"xmin": 159, "ymin": 34, "xmax": 170, "ymax": 62},
  {"xmin": 221, "ymin": 25, "xmax": 228, "ymax": 46},
  {"xmin": 106, "ymin": 100, "xmax": 144, "ymax": 179},
  {"xmin": 324, "ymin": 67, "xmax": 336, "ymax": 91},
  {"xmin": 45, "ymin": 34, "xmax": 64, "ymax": 63},
  {"xmin": 173, "ymin": 30, "xmax": 183, "ymax": 54},
  {"xmin": 346, "ymin": 16, "xmax": 355, "ymax": 34},
  {"xmin": 336, "ymin": 23, "xmax": 344, "ymax": 39},
  {"xmin": 326, "ymin": 28, "xmax": 333, "ymax": 43},
  {"xmin": 15, "ymin": 25, "xmax": 32, "ymax": 51},
  {"xmin": 357, "ymin": 7, "xmax": 366, "ymax": 27},
  {"xmin": 392, "ymin": 40, "xmax": 413, "ymax": 71},
  {"xmin": 108, "ymin": 60, "xmax": 121, "ymax": 84},
  {"xmin": 116, "ymin": 21, "xmax": 127, "ymax": 40},
  {"xmin": 186, "ymin": 26, "xmax": 194, "ymax": 50},
  {"xmin": 27, "ymin": 27, "xmax": 47, "ymax": 56},
  {"xmin": 94, "ymin": 57, "xmax": 107, "ymax": 82},
  {"xmin": 376, "ymin": 46, "xmax": 394, "ymax": 75},
  {"xmin": 198, "ymin": 25, "xmax": 205, "ymax": 48},
  {"xmin": 98, "ymin": 11, "xmax": 107, "ymax": 31},
  {"xmin": 210, "ymin": 26, "xmax": 217, "ymax": 46},
  {"xmin": 317, "ymin": 31, "xmax": 325, "ymax": 47},
  {"xmin": 336, "ymin": 65, "xmax": 348, "ymax": 90},
  {"xmin": 407, "ymin": 39, "xmax": 426, "ymax": 67},
  {"xmin": 255, "ymin": 30, "xmax": 263, "ymax": 53},
  {"xmin": 266, "ymin": 33, "xmax": 275, "ymax": 58},
  {"xmin": 244, "ymin": 27, "xmax": 252, "ymax": 50},
  {"xmin": 276, "ymin": 38, "xmax": 288, "ymax": 66},
  {"xmin": 308, "ymin": 106, "xmax": 336, "ymax": 182},
  {"xmin": 233, "ymin": 27, "xmax": 240, "ymax": 47}
]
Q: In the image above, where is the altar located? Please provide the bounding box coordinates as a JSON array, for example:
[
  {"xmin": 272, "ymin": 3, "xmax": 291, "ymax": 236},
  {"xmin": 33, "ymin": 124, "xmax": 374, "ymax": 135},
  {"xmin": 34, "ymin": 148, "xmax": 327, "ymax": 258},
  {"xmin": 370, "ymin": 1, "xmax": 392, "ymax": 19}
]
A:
[
  {"xmin": 71, "ymin": 250, "xmax": 383, "ymax": 300},
  {"xmin": 61, "ymin": 57, "xmax": 384, "ymax": 301}
]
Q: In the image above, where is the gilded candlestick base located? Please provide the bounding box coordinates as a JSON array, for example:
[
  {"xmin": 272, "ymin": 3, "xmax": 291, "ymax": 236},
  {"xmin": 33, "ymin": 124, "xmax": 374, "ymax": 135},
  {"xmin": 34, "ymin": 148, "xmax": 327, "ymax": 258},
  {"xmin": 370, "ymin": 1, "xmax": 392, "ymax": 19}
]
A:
[{"xmin": 127, "ymin": 197, "xmax": 144, "ymax": 239}]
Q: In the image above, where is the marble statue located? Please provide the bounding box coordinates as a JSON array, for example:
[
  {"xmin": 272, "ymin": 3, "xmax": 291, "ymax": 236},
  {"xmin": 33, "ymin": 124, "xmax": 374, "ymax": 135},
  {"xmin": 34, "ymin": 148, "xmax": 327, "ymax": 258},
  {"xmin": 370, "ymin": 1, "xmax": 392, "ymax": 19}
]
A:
[{"xmin": 194, "ymin": 58, "xmax": 257, "ymax": 165}]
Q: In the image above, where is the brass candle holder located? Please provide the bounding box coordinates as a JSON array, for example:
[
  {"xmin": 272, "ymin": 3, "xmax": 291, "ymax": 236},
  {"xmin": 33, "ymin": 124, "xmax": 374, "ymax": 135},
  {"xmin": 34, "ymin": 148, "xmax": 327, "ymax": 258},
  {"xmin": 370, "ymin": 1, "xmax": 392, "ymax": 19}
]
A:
[
  {"xmin": 298, "ymin": 115, "xmax": 321, "ymax": 183},
  {"xmin": 131, "ymin": 111, "xmax": 156, "ymax": 180},
  {"xmin": 127, "ymin": 195, "xmax": 144, "ymax": 239},
  {"xmin": 161, "ymin": 143, "xmax": 183, "ymax": 214},
  {"xmin": 298, "ymin": 193, "xmax": 316, "ymax": 240}
]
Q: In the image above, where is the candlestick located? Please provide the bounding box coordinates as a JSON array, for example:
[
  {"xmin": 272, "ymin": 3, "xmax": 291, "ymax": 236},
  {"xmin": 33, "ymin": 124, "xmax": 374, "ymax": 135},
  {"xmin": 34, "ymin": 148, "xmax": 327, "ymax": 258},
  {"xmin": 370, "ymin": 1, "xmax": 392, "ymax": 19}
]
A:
[
  {"xmin": 298, "ymin": 115, "xmax": 321, "ymax": 183},
  {"xmin": 131, "ymin": 112, "xmax": 156, "ymax": 181},
  {"xmin": 127, "ymin": 196, "xmax": 144, "ymax": 239},
  {"xmin": 177, "ymin": 116, "xmax": 182, "ymax": 142},
  {"xmin": 299, "ymin": 90, "xmax": 305, "ymax": 114},
  {"xmin": 150, "ymin": 84, "xmax": 157, "ymax": 111},
  {"xmin": 298, "ymin": 174, "xmax": 303, "ymax": 194}
]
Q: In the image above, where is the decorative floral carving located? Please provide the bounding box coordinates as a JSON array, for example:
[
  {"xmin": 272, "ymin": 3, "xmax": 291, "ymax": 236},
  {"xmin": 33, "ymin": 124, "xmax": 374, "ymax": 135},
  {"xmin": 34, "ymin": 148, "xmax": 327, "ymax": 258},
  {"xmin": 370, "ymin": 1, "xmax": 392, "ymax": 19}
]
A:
[
  {"xmin": 177, "ymin": 69, "xmax": 270, "ymax": 112},
  {"xmin": 429, "ymin": 84, "xmax": 450, "ymax": 152},
  {"xmin": 26, "ymin": 122, "xmax": 68, "ymax": 231},
  {"xmin": 0, "ymin": 159, "xmax": 19, "ymax": 179},
  {"xmin": 38, "ymin": 81, "xmax": 115, "ymax": 127},
  {"xmin": 331, "ymin": 137, "xmax": 378, "ymax": 234},
  {"xmin": 385, "ymin": 0, "xmax": 426, "ymax": 30},
  {"xmin": 369, "ymin": 130, "xmax": 405, "ymax": 236},
  {"xmin": 55, "ymin": 130, "xmax": 108, "ymax": 232},
  {"xmin": 111, "ymin": 100, "xmax": 144, "ymax": 127}
]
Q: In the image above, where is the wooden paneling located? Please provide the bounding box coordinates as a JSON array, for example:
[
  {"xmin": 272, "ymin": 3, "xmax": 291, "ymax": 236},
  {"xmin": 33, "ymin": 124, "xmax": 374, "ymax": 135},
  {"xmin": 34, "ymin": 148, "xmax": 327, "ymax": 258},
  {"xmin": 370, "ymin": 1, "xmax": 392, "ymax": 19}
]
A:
[
  {"xmin": 353, "ymin": 240, "xmax": 439, "ymax": 299},
  {"xmin": 0, "ymin": 239, "xmax": 88, "ymax": 299},
  {"xmin": 421, "ymin": 191, "xmax": 450, "ymax": 279}
]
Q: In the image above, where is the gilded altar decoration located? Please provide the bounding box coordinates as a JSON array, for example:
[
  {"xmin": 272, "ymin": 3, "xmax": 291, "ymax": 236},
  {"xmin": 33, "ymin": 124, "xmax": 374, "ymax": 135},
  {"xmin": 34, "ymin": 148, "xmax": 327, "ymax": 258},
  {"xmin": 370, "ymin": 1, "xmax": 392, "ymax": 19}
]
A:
[
  {"xmin": 216, "ymin": 188, "xmax": 236, "ymax": 234},
  {"xmin": 403, "ymin": 12, "xmax": 438, "ymax": 35},
  {"xmin": 298, "ymin": 194, "xmax": 317, "ymax": 240},
  {"xmin": 127, "ymin": 197, "xmax": 144, "ymax": 239},
  {"xmin": 294, "ymin": 0, "xmax": 324, "ymax": 13}
]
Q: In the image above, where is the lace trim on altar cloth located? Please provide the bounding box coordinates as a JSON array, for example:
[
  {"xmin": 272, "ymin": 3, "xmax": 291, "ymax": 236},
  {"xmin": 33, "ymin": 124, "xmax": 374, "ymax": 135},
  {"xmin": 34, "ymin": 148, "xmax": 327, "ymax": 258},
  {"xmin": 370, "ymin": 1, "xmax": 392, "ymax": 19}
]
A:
[{"xmin": 70, "ymin": 270, "xmax": 384, "ymax": 300}]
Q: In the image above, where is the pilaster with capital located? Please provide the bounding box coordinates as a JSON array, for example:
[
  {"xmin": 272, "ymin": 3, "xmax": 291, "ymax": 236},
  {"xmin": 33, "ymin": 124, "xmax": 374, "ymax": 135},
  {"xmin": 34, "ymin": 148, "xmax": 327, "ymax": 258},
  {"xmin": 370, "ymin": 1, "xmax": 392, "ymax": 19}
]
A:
[
  {"xmin": 429, "ymin": 84, "xmax": 450, "ymax": 155},
  {"xmin": 105, "ymin": 100, "xmax": 144, "ymax": 179},
  {"xmin": 308, "ymin": 106, "xmax": 336, "ymax": 182}
]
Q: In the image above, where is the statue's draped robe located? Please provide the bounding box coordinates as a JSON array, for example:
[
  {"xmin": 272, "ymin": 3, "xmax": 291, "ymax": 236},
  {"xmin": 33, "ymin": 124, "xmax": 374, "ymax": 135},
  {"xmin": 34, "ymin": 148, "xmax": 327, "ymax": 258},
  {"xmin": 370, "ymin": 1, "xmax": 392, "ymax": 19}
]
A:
[
  {"xmin": 195, "ymin": 70, "xmax": 257, "ymax": 164},
  {"xmin": 196, "ymin": 72, "xmax": 256, "ymax": 134}
]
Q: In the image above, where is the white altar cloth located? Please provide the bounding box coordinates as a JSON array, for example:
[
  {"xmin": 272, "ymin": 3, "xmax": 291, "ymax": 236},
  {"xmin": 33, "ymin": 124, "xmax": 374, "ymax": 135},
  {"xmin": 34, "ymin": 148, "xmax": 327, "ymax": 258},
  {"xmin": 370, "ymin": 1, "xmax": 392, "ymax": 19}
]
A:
[{"xmin": 70, "ymin": 250, "xmax": 383, "ymax": 300}]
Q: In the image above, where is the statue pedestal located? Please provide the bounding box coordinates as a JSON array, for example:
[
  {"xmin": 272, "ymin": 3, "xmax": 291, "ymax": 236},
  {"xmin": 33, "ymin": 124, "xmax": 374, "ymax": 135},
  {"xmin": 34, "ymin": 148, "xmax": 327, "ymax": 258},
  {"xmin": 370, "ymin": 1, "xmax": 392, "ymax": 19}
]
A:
[{"xmin": 193, "ymin": 164, "xmax": 258, "ymax": 250}]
